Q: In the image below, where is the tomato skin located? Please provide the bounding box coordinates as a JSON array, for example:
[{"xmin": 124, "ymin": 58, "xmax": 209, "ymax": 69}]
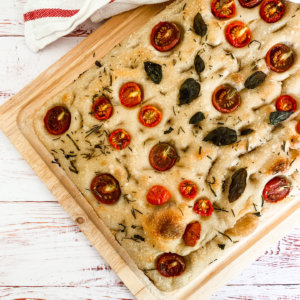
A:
[
  {"xmin": 260, "ymin": 0, "xmax": 285, "ymax": 23},
  {"xmin": 263, "ymin": 176, "xmax": 291, "ymax": 203},
  {"xmin": 211, "ymin": 0, "xmax": 236, "ymax": 19},
  {"xmin": 151, "ymin": 22, "xmax": 181, "ymax": 52},
  {"xmin": 238, "ymin": 0, "xmax": 263, "ymax": 8},
  {"xmin": 183, "ymin": 222, "xmax": 201, "ymax": 247},
  {"xmin": 212, "ymin": 85, "xmax": 241, "ymax": 113},
  {"xmin": 225, "ymin": 21, "xmax": 251, "ymax": 48},
  {"xmin": 90, "ymin": 174, "xmax": 121, "ymax": 204},
  {"xmin": 92, "ymin": 97, "xmax": 113, "ymax": 120},
  {"xmin": 157, "ymin": 253, "xmax": 186, "ymax": 277},
  {"xmin": 193, "ymin": 198, "xmax": 214, "ymax": 216},
  {"xmin": 179, "ymin": 180, "xmax": 198, "ymax": 199},
  {"xmin": 297, "ymin": 121, "xmax": 300, "ymax": 134},
  {"xmin": 139, "ymin": 105, "xmax": 162, "ymax": 127},
  {"xmin": 149, "ymin": 143, "xmax": 178, "ymax": 171},
  {"xmin": 265, "ymin": 44, "xmax": 294, "ymax": 73},
  {"xmin": 146, "ymin": 185, "xmax": 171, "ymax": 205},
  {"xmin": 108, "ymin": 129, "xmax": 131, "ymax": 150},
  {"xmin": 276, "ymin": 95, "xmax": 297, "ymax": 112},
  {"xmin": 44, "ymin": 106, "xmax": 71, "ymax": 135},
  {"xmin": 119, "ymin": 82, "xmax": 142, "ymax": 108}
]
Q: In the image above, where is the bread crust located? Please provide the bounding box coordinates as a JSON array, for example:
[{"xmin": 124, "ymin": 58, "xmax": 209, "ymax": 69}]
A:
[{"xmin": 34, "ymin": 0, "xmax": 300, "ymax": 292}]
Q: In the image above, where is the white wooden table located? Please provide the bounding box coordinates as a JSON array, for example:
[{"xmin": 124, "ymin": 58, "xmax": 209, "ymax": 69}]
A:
[{"xmin": 0, "ymin": 1, "xmax": 299, "ymax": 299}]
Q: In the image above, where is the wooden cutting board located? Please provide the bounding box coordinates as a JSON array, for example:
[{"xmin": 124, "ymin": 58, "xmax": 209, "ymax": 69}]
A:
[{"xmin": 0, "ymin": 2, "xmax": 299, "ymax": 299}]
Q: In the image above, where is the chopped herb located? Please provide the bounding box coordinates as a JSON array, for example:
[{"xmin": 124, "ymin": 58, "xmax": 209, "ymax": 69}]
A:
[
  {"xmin": 123, "ymin": 194, "xmax": 136, "ymax": 203},
  {"xmin": 218, "ymin": 244, "xmax": 225, "ymax": 250},
  {"xmin": 114, "ymin": 232, "xmax": 121, "ymax": 245},
  {"xmin": 253, "ymin": 203, "xmax": 258, "ymax": 212},
  {"xmin": 51, "ymin": 158, "xmax": 61, "ymax": 167},
  {"xmin": 164, "ymin": 127, "xmax": 174, "ymax": 134},
  {"xmin": 66, "ymin": 134, "xmax": 80, "ymax": 151},
  {"xmin": 178, "ymin": 126, "xmax": 185, "ymax": 134},
  {"xmin": 231, "ymin": 209, "xmax": 235, "ymax": 217},
  {"xmin": 207, "ymin": 177, "xmax": 217, "ymax": 197},
  {"xmin": 209, "ymin": 259, "xmax": 218, "ymax": 265},
  {"xmin": 213, "ymin": 205, "xmax": 229, "ymax": 213},
  {"xmin": 240, "ymin": 128, "xmax": 254, "ymax": 136},
  {"xmin": 218, "ymin": 231, "xmax": 233, "ymax": 242},
  {"xmin": 69, "ymin": 161, "xmax": 79, "ymax": 174},
  {"xmin": 131, "ymin": 207, "xmax": 143, "ymax": 219},
  {"xmin": 95, "ymin": 60, "xmax": 102, "ymax": 68},
  {"xmin": 248, "ymin": 40, "xmax": 261, "ymax": 50},
  {"xmin": 199, "ymin": 146, "xmax": 202, "ymax": 155},
  {"xmin": 133, "ymin": 234, "xmax": 145, "ymax": 242},
  {"xmin": 253, "ymin": 212, "xmax": 261, "ymax": 217}
]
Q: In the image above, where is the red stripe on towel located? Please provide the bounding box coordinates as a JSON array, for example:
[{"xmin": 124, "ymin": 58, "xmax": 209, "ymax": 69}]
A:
[{"xmin": 24, "ymin": 8, "xmax": 80, "ymax": 21}]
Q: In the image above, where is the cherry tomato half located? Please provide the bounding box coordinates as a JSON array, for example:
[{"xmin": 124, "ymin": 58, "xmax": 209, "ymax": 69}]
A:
[
  {"xmin": 92, "ymin": 97, "xmax": 113, "ymax": 120},
  {"xmin": 297, "ymin": 121, "xmax": 300, "ymax": 134},
  {"xmin": 276, "ymin": 95, "xmax": 297, "ymax": 112},
  {"xmin": 150, "ymin": 22, "xmax": 181, "ymax": 52},
  {"xmin": 262, "ymin": 176, "xmax": 291, "ymax": 203},
  {"xmin": 44, "ymin": 106, "xmax": 71, "ymax": 135},
  {"xmin": 119, "ymin": 82, "xmax": 143, "ymax": 108},
  {"xmin": 182, "ymin": 222, "xmax": 201, "ymax": 247},
  {"xmin": 90, "ymin": 173, "xmax": 121, "ymax": 204},
  {"xmin": 157, "ymin": 253, "xmax": 186, "ymax": 277},
  {"xmin": 260, "ymin": 0, "xmax": 285, "ymax": 23},
  {"xmin": 146, "ymin": 185, "xmax": 171, "ymax": 205},
  {"xmin": 211, "ymin": 0, "xmax": 236, "ymax": 19},
  {"xmin": 149, "ymin": 143, "xmax": 178, "ymax": 171},
  {"xmin": 238, "ymin": 0, "xmax": 263, "ymax": 8},
  {"xmin": 139, "ymin": 105, "xmax": 162, "ymax": 127},
  {"xmin": 265, "ymin": 44, "xmax": 294, "ymax": 73},
  {"xmin": 225, "ymin": 21, "xmax": 251, "ymax": 48},
  {"xmin": 212, "ymin": 84, "xmax": 241, "ymax": 113},
  {"xmin": 108, "ymin": 129, "xmax": 131, "ymax": 150},
  {"xmin": 193, "ymin": 198, "xmax": 214, "ymax": 216},
  {"xmin": 179, "ymin": 180, "xmax": 198, "ymax": 199}
]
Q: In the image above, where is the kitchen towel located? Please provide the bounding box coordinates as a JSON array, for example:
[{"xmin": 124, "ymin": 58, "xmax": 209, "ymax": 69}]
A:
[{"xmin": 24, "ymin": 0, "xmax": 169, "ymax": 52}]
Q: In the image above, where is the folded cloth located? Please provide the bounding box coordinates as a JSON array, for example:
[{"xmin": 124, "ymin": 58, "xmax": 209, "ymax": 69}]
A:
[{"xmin": 24, "ymin": 0, "xmax": 169, "ymax": 52}]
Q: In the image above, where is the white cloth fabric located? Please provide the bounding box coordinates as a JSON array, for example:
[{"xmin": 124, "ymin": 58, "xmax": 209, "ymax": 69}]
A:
[{"xmin": 24, "ymin": 0, "xmax": 169, "ymax": 52}]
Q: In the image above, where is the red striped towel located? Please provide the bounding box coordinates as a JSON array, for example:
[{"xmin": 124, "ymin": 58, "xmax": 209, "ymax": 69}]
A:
[{"xmin": 24, "ymin": 0, "xmax": 168, "ymax": 52}]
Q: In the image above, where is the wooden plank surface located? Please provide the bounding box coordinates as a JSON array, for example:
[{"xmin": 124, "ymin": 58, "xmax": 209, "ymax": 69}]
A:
[{"xmin": 0, "ymin": 0, "xmax": 299, "ymax": 299}]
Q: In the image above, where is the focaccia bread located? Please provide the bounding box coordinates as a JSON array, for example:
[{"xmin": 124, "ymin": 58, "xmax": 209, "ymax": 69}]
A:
[{"xmin": 34, "ymin": 0, "xmax": 300, "ymax": 292}]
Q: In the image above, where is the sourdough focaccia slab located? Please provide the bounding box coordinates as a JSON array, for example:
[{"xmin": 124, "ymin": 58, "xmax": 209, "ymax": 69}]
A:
[{"xmin": 34, "ymin": 0, "xmax": 300, "ymax": 292}]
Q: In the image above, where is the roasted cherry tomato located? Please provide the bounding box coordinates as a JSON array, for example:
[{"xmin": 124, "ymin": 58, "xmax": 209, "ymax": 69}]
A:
[
  {"xmin": 146, "ymin": 185, "xmax": 171, "ymax": 205},
  {"xmin": 212, "ymin": 84, "xmax": 241, "ymax": 113},
  {"xmin": 149, "ymin": 143, "xmax": 178, "ymax": 171},
  {"xmin": 225, "ymin": 21, "xmax": 251, "ymax": 48},
  {"xmin": 92, "ymin": 97, "xmax": 113, "ymax": 120},
  {"xmin": 150, "ymin": 22, "xmax": 181, "ymax": 52},
  {"xmin": 238, "ymin": 0, "xmax": 263, "ymax": 8},
  {"xmin": 297, "ymin": 121, "xmax": 300, "ymax": 134},
  {"xmin": 260, "ymin": 0, "xmax": 285, "ymax": 23},
  {"xmin": 108, "ymin": 129, "xmax": 131, "ymax": 150},
  {"xmin": 119, "ymin": 82, "xmax": 143, "ymax": 108},
  {"xmin": 193, "ymin": 198, "xmax": 214, "ymax": 216},
  {"xmin": 90, "ymin": 173, "xmax": 121, "ymax": 204},
  {"xmin": 211, "ymin": 0, "xmax": 236, "ymax": 19},
  {"xmin": 265, "ymin": 44, "xmax": 294, "ymax": 73},
  {"xmin": 44, "ymin": 106, "xmax": 71, "ymax": 135},
  {"xmin": 182, "ymin": 222, "xmax": 201, "ymax": 247},
  {"xmin": 276, "ymin": 95, "xmax": 297, "ymax": 112},
  {"xmin": 157, "ymin": 253, "xmax": 186, "ymax": 277},
  {"xmin": 179, "ymin": 180, "xmax": 198, "ymax": 199},
  {"xmin": 139, "ymin": 105, "xmax": 162, "ymax": 127},
  {"xmin": 262, "ymin": 176, "xmax": 291, "ymax": 203}
]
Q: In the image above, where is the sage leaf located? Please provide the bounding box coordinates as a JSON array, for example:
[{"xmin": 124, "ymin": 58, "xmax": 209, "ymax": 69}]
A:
[
  {"xmin": 244, "ymin": 71, "xmax": 267, "ymax": 89},
  {"xmin": 269, "ymin": 111, "xmax": 293, "ymax": 125},
  {"xmin": 194, "ymin": 54, "xmax": 205, "ymax": 75},
  {"xmin": 193, "ymin": 13, "xmax": 207, "ymax": 37},
  {"xmin": 144, "ymin": 61, "xmax": 162, "ymax": 84},
  {"xmin": 189, "ymin": 112, "xmax": 205, "ymax": 124},
  {"xmin": 179, "ymin": 78, "xmax": 200, "ymax": 106},
  {"xmin": 203, "ymin": 127, "xmax": 237, "ymax": 146},
  {"xmin": 229, "ymin": 168, "xmax": 247, "ymax": 203}
]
